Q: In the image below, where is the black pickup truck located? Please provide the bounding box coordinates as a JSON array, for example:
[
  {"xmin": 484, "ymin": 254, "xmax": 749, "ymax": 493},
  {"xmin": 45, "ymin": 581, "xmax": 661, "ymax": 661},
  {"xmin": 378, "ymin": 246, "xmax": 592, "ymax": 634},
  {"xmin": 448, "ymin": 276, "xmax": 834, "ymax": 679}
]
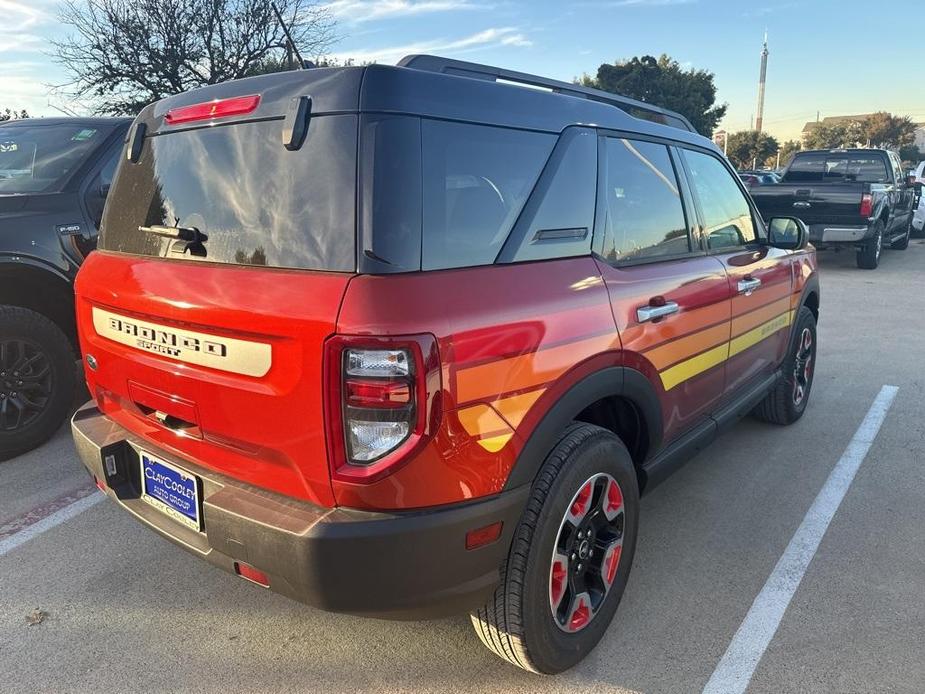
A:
[
  {"xmin": 0, "ymin": 117, "xmax": 130, "ymax": 458},
  {"xmin": 751, "ymin": 148, "xmax": 916, "ymax": 269}
]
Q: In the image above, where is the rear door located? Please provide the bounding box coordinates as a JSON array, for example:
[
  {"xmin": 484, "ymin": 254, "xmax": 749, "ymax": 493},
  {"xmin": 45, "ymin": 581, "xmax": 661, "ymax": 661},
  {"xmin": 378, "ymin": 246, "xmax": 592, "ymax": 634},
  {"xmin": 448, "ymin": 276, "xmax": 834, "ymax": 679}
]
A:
[
  {"xmin": 593, "ymin": 136, "xmax": 731, "ymax": 443},
  {"xmin": 679, "ymin": 147, "xmax": 792, "ymax": 397}
]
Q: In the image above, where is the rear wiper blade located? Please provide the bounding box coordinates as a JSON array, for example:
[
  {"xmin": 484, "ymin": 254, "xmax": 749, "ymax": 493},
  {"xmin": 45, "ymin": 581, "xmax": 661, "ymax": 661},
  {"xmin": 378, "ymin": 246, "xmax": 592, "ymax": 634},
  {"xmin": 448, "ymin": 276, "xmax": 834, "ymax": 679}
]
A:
[{"xmin": 138, "ymin": 224, "xmax": 206, "ymax": 243}]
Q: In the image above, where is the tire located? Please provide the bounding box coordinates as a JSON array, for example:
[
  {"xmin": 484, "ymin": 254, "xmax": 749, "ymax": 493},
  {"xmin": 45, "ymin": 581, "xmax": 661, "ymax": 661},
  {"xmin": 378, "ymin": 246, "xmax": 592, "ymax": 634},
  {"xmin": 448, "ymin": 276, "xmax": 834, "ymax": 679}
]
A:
[
  {"xmin": 0, "ymin": 306, "xmax": 77, "ymax": 459},
  {"xmin": 752, "ymin": 306, "xmax": 817, "ymax": 426},
  {"xmin": 471, "ymin": 423, "xmax": 639, "ymax": 674},
  {"xmin": 856, "ymin": 221, "xmax": 883, "ymax": 269},
  {"xmin": 890, "ymin": 218, "xmax": 911, "ymax": 250}
]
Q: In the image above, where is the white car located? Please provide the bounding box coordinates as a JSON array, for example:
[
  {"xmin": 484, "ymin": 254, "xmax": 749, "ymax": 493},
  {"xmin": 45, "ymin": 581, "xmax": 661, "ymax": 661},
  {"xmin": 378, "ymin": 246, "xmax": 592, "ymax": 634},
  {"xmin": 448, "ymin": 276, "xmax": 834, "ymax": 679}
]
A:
[{"xmin": 913, "ymin": 161, "xmax": 925, "ymax": 234}]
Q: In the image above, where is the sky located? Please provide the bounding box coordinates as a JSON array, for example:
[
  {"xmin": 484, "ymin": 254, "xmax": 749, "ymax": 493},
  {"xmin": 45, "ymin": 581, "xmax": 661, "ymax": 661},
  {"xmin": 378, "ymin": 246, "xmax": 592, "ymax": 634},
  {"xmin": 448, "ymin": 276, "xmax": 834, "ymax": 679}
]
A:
[{"xmin": 3, "ymin": 0, "xmax": 923, "ymax": 142}]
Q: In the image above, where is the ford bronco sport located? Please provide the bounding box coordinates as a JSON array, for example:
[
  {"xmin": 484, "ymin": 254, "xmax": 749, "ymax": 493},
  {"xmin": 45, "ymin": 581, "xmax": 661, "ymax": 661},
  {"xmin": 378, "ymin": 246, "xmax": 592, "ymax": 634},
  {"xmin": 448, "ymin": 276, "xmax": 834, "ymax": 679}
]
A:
[{"xmin": 70, "ymin": 56, "xmax": 820, "ymax": 674}]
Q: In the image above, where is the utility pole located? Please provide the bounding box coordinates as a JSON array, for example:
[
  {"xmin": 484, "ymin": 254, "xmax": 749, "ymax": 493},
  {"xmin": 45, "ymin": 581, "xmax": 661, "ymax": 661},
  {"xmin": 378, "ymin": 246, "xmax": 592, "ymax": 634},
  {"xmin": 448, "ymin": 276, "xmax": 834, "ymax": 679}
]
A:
[{"xmin": 755, "ymin": 31, "xmax": 769, "ymax": 132}]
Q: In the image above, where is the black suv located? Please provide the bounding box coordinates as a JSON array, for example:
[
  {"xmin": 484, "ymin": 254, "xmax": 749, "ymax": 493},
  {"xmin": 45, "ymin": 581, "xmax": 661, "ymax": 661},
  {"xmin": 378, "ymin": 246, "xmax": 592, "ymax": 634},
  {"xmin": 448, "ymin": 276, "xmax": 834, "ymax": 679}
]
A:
[{"xmin": 0, "ymin": 117, "xmax": 130, "ymax": 457}]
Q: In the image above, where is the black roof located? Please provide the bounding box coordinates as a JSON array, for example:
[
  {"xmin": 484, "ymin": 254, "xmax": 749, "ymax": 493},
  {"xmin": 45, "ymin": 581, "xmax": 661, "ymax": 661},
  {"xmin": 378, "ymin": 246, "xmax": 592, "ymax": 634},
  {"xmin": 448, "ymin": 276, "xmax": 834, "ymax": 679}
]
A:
[{"xmin": 140, "ymin": 55, "xmax": 719, "ymax": 154}]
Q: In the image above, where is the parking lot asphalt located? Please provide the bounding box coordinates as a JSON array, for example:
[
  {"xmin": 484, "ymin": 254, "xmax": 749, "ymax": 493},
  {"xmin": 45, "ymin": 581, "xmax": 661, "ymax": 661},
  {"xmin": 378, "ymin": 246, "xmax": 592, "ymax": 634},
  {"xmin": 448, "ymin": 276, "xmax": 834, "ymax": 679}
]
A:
[{"xmin": 2, "ymin": 240, "xmax": 925, "ymax": 693}]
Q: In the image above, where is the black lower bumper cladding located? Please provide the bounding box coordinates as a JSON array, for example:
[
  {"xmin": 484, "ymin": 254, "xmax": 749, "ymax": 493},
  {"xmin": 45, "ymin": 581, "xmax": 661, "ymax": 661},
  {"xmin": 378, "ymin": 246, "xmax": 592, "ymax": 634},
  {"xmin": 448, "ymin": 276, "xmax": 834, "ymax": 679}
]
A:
[{"xmin": 71, "ymin": 402, "xmax": 529, "ymax": 619}]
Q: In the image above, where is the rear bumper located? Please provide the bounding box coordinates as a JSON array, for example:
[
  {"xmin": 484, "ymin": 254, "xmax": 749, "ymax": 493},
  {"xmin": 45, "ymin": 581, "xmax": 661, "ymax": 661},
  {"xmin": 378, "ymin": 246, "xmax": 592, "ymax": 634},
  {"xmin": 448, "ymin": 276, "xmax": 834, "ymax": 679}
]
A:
[
  {"xmin": 71, "ymin": 401, "xmax": 528, "ymax": 620},
  {"xmin": 807, "ymin": 224, "xmax": 873, "ymax": 245}
]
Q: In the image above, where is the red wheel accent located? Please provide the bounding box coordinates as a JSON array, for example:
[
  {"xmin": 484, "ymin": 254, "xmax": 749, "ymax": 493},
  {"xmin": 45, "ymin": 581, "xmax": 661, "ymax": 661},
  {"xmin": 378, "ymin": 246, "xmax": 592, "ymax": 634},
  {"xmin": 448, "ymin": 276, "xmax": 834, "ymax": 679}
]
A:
[
  {"xmin": 569, "ymin": 481, "xmax": 593, "ymax": 521},
  {"xmin": 604, "ymin": 478, "xmax": 623, "ymax": 519},
  {"xmin": 567, "ymin": 594, "xmax": 591, "ymax": 631},
  {"xmin": 603, "ymin": 541, "xmax": 622, "ymax": 585},
  {"xmin": 550, "ymin": 556, "xmax": 567, "ymax": 609}
]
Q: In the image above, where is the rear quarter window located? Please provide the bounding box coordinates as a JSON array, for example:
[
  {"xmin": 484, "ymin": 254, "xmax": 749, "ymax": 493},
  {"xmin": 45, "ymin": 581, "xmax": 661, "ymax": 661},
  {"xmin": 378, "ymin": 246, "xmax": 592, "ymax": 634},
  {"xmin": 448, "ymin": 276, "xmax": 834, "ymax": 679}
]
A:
[{"xmin": 421, "ymin": 121, "xmax": 555, "ymax": 271}]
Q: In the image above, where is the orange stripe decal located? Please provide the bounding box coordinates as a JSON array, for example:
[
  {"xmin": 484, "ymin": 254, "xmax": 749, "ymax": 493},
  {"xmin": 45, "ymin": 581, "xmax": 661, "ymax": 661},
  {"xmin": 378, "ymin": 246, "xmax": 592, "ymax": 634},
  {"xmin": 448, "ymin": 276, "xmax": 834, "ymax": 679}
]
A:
[
  {"xmin": 732, "ymin": 297, "xmax": 791, "ymax": 337},
  {"xmin": 456, "ymin": 333, "xmax": 617, "ymax": 404},
  {"xmin": 456, "ymin": 404, "xmax": 515, "ymax": 452},
  {"xmin": 493, "ymin": 388, "xmax": 545, "ymax": 429},
  {"xmin": 642, "ymin": 322, "xmax": 730, "ymax": 371}
]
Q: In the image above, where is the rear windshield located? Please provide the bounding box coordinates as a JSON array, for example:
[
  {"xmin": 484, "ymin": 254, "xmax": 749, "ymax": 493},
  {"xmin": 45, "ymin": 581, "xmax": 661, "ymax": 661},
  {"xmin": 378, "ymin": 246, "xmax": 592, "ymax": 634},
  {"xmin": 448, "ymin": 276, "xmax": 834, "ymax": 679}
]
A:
[
  {"xmin": 100, "ymin": 116, "xmax": 356, "ymax": 272},
  {"xmin": 785, "ymin": 152, "xmax": 890, "ymax": 184},
  {"xmin": 0, "ymin": 123, "xmax": 112, "ymax": 194}
]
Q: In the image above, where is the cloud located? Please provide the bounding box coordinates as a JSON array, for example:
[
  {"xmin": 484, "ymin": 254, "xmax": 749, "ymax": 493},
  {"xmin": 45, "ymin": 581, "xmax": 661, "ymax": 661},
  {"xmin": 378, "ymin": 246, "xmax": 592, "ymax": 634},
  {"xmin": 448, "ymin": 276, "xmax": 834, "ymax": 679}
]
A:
[
  {"xmin": 322, "ymin": 0, "xmax": 489, "ymax": 22},
  {"xmin": 0, "ymin": 0, "xmax": 51, "ymax": 53},
  {"xmin": 585, "ymin": 0, "xmax": 695, "ymax": 6},
  {"xmin": 328, "ymin": 26, "xmax": 531, "ymax": 64}
]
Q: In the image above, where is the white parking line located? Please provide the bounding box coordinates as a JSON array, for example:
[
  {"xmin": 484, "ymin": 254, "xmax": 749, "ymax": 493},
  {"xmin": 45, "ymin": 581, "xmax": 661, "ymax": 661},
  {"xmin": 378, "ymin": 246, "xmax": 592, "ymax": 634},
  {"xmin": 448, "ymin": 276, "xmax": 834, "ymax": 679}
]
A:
[
  {"xmin": 0, "ymin": 492, "xmax": 105, "ymax": 558},
  {"xmin": 703, "ymin": 384, "xmax": 899, "ymax": 694}
]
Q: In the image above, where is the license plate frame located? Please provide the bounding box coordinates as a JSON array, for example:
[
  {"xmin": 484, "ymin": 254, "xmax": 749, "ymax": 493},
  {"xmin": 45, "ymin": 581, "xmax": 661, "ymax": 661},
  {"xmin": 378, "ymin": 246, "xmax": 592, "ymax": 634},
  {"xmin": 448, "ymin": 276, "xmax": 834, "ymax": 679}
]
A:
[{"xmin": 138, "ymin": 450, "xmax": 202, "ymax": 532}]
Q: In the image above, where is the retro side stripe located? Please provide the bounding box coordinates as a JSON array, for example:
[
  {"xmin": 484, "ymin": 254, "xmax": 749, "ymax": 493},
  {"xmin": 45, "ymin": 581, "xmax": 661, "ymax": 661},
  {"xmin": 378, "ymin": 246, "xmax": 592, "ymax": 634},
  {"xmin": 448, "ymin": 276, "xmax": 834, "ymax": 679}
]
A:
[{"xmin": 658, "ymin": 309, "xmax": 793, "ymax": 391}]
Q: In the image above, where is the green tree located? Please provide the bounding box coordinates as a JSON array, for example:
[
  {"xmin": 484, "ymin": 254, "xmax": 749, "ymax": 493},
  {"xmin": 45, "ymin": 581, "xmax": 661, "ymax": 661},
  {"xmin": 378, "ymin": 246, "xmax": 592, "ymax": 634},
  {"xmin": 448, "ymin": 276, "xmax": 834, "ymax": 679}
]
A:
[
  {"xmin": 53, "ymin": 0, "xmax": 335, "ymax": 115},
  {"xmin": 860, "ymin": 112, "xmax": 916, "ymax": 149},
  {"xmin": 580, "ymin": 54, "xmax": 727, "ymax": 135},
  {"xmin": 726, "ymin": 130, "xmax": 779, "ymax": 170},
  {"xmin": 0, "ymin": 108, "xmax": 29, "ymax": 122},
  {"xmin": 803, "ymin": 122, "xmax": 856, "ymax": 149},
  {"xmin": 899, "ymin": 144, "xmax": 922, "ymax": 164}
]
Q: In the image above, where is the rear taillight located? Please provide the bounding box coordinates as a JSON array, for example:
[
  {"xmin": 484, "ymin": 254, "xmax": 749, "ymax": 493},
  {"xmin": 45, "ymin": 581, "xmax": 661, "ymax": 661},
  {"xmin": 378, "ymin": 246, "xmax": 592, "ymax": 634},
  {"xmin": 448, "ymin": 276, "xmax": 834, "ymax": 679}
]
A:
[
  {"xmin": 860, "ymin": 193, "xmax": 873, "ymax": 218},
  {"xmin": 324, "ymin": 335, "xmax": 441, "ymax": 483},
  {"xmin": 164, "ymin": 94, "xmax": 261, "ymax": 125}
]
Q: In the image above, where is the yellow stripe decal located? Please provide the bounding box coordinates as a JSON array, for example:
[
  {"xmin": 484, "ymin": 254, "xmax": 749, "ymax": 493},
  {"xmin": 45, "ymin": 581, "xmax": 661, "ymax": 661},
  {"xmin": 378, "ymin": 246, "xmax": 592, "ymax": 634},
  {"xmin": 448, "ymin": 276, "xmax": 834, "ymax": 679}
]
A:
[
  {"xmin": 660, "ymin": 311, "xmax": 792, "ymax": 391},
  {"xmin": 659, "ymin": 342, "xmax": 730, "ymax": 391},
  {"xmin": 729, "ymin": 312, "xmax": 792, "ymax": 358}
]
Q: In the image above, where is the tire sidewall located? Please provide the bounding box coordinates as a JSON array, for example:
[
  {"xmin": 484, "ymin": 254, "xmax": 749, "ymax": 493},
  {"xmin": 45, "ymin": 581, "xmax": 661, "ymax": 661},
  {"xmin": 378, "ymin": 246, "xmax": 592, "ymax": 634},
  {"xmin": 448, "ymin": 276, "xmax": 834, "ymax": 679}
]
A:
[
  {"xmin": 520, "ymin": 431, "xmax": 639, "ymax": 673},
  {"xmin": 0, "ymin": 308, "xmax": 76, "ymax": 457}
]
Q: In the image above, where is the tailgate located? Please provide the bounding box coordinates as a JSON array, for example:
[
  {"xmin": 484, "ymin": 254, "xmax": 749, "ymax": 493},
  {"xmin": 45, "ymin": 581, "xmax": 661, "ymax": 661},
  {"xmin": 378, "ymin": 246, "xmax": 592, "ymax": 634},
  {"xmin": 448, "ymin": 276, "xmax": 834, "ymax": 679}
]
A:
[
  {"xmin": 76, "ymin": 74, "xmax": 363, "ymax": 506},
  {"xmin": 76, "ymin": 252, "xmax": 350, "ymax": 505},
  {"xmin": 754, "ymin": 184, "xmax": 863, "ymax": 226}
]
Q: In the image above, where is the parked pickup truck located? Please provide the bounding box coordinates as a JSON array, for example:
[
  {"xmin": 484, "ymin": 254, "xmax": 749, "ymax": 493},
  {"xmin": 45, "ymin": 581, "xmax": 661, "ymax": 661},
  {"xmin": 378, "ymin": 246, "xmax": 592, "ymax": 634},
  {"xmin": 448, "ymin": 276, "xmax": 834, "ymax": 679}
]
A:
[{"xmin": 751, "ymin": 148, "xmax": 916, "ymax": 269}]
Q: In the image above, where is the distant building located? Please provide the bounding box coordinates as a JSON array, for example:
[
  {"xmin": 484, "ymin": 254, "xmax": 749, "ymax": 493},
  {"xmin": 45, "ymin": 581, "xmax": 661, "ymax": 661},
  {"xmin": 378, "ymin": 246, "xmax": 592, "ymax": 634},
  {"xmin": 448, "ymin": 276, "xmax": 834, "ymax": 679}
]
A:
[{"xmin": 801, "ymin": 114, "xmax": 875, "ymax": 145}]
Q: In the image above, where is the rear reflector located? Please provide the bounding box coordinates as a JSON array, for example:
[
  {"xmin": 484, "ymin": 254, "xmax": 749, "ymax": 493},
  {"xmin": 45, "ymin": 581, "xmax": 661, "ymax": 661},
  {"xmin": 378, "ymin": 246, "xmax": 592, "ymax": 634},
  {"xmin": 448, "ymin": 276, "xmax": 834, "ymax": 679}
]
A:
[
  {"xmin": 165, "ymin": 95, "xmax": 261, "ymax": 125},
  {"xmin": 234, "ymin": 561, "xmax": 269, "ymax": 587},
  {"xmin": 94, "ymin": 476, "xmax": 106, "ymax": 491},
  {"xmin": 466, "ymin": 521, "xmax": 503, "ymax": 550}
]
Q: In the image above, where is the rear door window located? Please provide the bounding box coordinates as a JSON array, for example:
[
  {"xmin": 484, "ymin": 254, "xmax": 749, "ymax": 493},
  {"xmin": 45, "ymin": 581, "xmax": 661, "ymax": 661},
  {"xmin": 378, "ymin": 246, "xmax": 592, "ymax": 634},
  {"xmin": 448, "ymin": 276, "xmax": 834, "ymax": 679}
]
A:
[
  {"xmin": 600, "ymin": 138, "xmax": 691, "ymax": 264},
  {"xmin": 421, "ymin": 120, "xmax": 555, "ymax": 270},
  {"xmin": 100, "ymin": 116, "xmax": 357, "ymax": 272},
  {"xmin": 683, "ymin": 149, "xmax": 759, "ymax": 250}
]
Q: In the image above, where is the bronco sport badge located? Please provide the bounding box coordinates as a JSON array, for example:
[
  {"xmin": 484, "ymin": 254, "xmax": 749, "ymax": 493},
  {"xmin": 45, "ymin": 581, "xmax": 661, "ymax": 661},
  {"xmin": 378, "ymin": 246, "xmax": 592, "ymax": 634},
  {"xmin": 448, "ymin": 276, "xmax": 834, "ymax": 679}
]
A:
[{"xmin": 91, "ymin": 307, "xmax": 271, "ymax": 377}]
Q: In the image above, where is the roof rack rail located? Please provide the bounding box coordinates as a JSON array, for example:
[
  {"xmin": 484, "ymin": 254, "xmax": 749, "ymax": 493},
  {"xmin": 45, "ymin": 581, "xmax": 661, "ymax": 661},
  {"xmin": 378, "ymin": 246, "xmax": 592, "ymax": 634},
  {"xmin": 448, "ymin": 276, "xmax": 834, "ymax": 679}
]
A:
[{"xmin": 397, "ymin": 54, "xmax": 698, "ymax": 134}]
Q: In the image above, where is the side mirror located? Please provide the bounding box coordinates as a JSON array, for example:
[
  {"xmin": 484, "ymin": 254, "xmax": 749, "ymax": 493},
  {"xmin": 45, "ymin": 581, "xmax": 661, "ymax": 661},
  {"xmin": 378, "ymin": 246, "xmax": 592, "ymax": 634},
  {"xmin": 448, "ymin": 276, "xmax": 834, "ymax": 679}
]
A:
[
  {"xmin": 905, "ymin": 175, "xmax": 917, "ymax": 188},
  {"xmin": 767, "ymin": 216, "xmax": 808, "ymax": 250}
]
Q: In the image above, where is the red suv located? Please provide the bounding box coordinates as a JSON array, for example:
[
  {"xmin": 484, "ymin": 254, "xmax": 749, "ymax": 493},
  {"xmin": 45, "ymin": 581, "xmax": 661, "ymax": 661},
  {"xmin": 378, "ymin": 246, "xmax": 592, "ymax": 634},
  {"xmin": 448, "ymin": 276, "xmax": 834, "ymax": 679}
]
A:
[{"xmin": 71, "ymin": 56, "xmax": 819, "ymax": 673}]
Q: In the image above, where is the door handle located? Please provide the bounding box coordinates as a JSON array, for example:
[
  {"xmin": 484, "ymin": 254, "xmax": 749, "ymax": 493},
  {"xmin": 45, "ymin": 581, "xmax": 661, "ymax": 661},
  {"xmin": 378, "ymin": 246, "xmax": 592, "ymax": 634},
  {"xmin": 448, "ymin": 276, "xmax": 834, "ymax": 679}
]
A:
[
  {"xmin": 738, "ymin": 277, "xmax": 762, "ymax": 295},
  {"xmin": 637, "ymin": 301, "xmax": 680, "ymax": 323},
  {"xmin": 793, "ymin": 201, "xmax": 811, "ymax": 209}
]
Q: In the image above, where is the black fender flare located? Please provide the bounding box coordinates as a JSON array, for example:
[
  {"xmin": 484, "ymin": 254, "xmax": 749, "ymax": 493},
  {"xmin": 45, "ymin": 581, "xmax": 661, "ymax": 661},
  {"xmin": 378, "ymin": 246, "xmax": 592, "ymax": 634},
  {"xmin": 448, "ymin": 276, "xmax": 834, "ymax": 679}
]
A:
[
  {"xmin": 794, "ymin": 271, "xmax": 820, "ymax": 322},
  {"xmin": 503, "ymin": 366, "xmax": 663, "ymax": 490}
]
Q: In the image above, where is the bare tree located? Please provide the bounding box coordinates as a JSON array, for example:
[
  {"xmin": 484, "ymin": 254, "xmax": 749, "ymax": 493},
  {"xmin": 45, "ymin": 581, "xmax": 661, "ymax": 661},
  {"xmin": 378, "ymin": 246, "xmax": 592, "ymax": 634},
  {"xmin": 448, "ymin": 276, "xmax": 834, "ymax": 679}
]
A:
[{"xmin": 53, "ymin": 0, "xmax": 336, "ymax": 115}]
